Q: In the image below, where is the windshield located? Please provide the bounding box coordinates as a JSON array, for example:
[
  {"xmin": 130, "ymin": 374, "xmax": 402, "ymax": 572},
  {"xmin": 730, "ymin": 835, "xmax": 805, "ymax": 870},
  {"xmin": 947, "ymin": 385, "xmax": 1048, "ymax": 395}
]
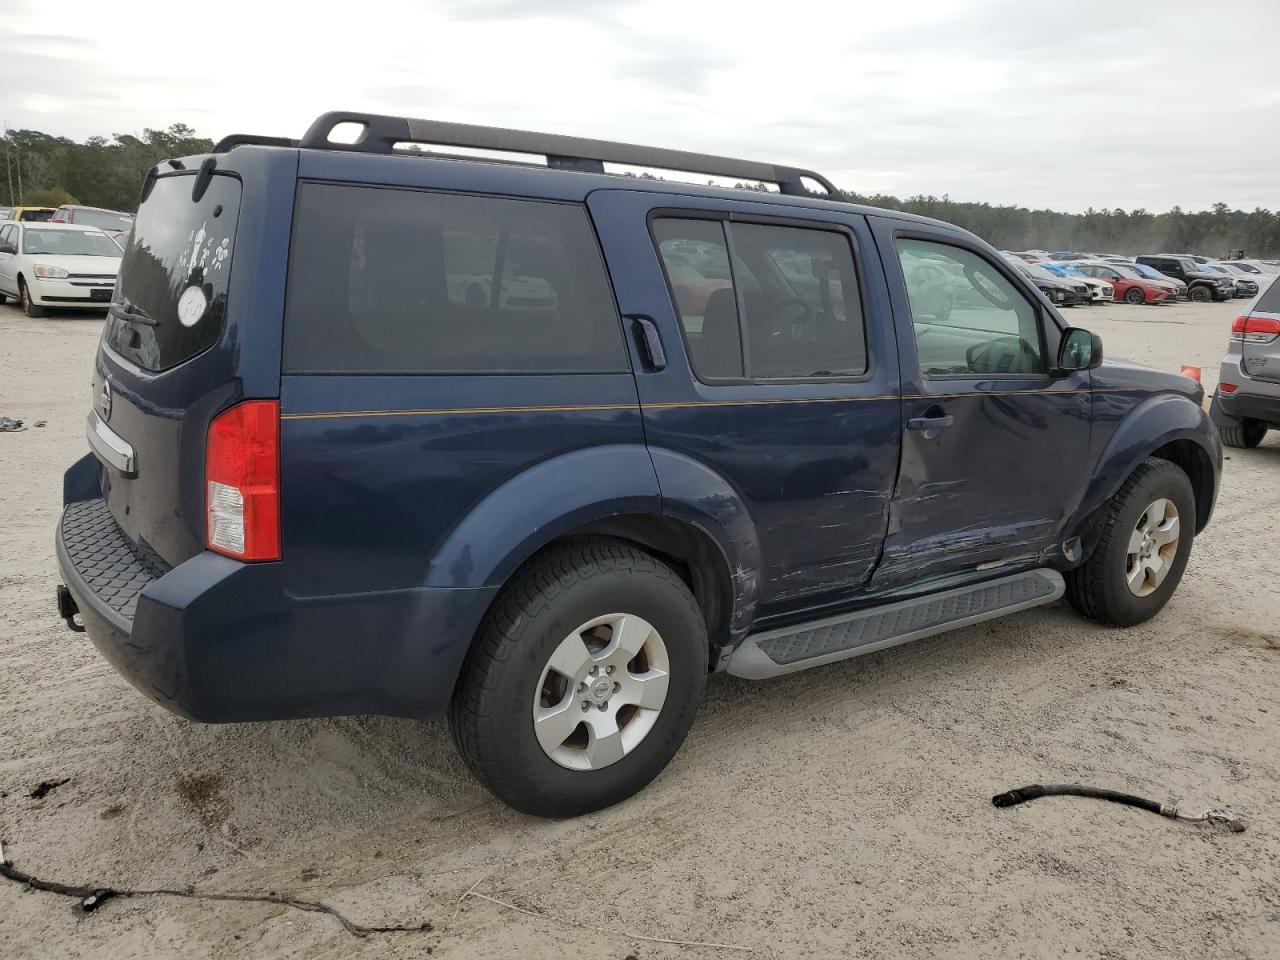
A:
[
  {"xmin": 23, "ymin": 228, "xmax": 121, "ymax": 257},
  {"xmin": 103, "ymin": 172, "xmax": 241, "ymax": 371},
  {"xmin": 1024, "ymin": 264, "xmax": 1058, "ymax": 280},
  {"xmin": 76, "ymin": 209, "xmax": 133, "ymax": 232}
]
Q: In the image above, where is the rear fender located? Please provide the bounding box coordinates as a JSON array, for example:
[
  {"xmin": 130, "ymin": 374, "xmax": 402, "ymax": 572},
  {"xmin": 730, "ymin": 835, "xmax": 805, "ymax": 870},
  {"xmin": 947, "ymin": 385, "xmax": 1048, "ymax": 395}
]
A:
[
  {"xmin": 1073, "ymin": 392, "xmax": 1221, "ymax": 550},
  {"xmin": 647, "ymin": 447, "xmax": 762, "ymax": 640},
  {"xmin": 423, "ymin": 444, "xmax": 663, "ymax": 590}
]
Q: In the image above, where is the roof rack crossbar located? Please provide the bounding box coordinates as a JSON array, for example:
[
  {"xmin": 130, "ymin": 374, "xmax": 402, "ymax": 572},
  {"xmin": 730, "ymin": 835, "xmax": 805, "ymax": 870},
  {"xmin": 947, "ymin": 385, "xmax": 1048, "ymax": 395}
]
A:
[{"xmin": 297, "ymin": 111, "xmax": 840, "ymax": 197}]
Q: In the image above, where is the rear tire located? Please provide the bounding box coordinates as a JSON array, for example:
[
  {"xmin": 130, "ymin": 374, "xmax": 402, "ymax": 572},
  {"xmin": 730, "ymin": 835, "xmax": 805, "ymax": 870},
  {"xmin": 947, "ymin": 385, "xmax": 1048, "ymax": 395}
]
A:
[
  {"xmin": 450, "ymin": 539, "xmax": 708, "ymax": 817},
  {"xmin": 1124, "ymin": 287, "xmax": 1145, "ymax": 305},
  {"xmin": 1220, "ymin": 418, "xmax": 1267, "ymax": 449},
  {"xmin": 1188, "ymin": 285, "xmax": 1211, "ymax": 303},
  {"xmin": 1066, "ymin": 458, "xmax": 1195, "ymax": 628},
  {"xmin": 19, "ymin": 281, "xmax": 45, "ymax": 318}
]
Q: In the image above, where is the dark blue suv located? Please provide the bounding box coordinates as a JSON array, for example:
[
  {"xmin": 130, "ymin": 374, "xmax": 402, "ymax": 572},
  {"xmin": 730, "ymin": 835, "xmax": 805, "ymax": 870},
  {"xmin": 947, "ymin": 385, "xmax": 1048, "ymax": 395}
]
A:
[{"xmin": 56, "ymin": 112, "xmax": 1221, "ymax": 817}]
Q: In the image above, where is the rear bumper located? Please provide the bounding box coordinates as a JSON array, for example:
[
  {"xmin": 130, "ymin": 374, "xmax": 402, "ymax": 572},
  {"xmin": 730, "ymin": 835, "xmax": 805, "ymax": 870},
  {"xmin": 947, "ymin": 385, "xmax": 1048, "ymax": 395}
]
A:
[
  {"xmin": 56, "ymin": 478, "xmax": 496, "ymax": 722},
  {"xmin": 1213, "ymin": 389, "xmax": 1280, "ymax": 427}
]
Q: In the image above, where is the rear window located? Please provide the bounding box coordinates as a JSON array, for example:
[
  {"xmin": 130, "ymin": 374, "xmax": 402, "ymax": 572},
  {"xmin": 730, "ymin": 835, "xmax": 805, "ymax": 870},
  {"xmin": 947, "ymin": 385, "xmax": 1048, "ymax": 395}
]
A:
[
  {"xmin": 1257, "ymin": 278, "xmax": 1280, "ymax": 313},
  {"xmin": 104, "ymin": 172, "xmax": 241, "ymax": 371},
  {"xmin": 283, "ymin": 183, "xmax": 627, "ymax": 374},
  {"xmin": 19, "ymin": 209, "xmax": 53, "ymax": 222}
]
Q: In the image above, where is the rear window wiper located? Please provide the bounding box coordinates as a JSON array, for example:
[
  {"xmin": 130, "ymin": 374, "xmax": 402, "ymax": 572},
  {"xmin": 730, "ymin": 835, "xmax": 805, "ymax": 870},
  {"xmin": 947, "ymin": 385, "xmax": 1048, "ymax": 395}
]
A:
[{"xmin": 108, "ymin": 302, "xmax": 159, "ymax": 327}]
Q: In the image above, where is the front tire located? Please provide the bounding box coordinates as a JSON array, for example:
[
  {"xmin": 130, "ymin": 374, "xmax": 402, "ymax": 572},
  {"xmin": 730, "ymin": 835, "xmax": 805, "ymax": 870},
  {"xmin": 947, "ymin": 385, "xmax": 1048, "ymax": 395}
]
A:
[
  {"xmin": 1066, "ymin": 458, "xmax": 1195, "ymax": 627},
  {"xmin": 1124, "ymin": 286, "xmax": 1146, "ymax": 305},
  {"xmin": 1188, "ymin": 285, "xmax": 1211, "ymax": 303},
  {"xmin": 19, "ymin": 281, "xmax": 45, "ymax": 318},
  {"xmin": 1220, "ymin": 418, "xmax": 1267, "ymax": 448},
  {"xmin": 450, "ymin": 539, "xmax": 708, "ymax": 817}
]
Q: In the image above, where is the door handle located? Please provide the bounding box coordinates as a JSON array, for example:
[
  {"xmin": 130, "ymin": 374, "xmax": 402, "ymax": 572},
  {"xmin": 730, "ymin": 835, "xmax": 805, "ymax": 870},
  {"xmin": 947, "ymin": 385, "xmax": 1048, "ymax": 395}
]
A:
[
  {"xmin": 907, "ymin": 409, "xmax": 954, "ymax": 432},
  {"xmin": 628, "ymin": 315, "xmax": 667, "ymax": 371},
  {"xmin": 907, "ymin": 413, "xmax": 953, "ymax": 430}
]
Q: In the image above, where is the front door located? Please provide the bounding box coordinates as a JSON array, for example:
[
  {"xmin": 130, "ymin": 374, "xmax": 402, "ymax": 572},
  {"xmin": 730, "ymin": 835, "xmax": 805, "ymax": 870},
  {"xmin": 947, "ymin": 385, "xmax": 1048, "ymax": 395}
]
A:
[
  {"xmin": 0, "ymin": 224, "xmax": 17, "ymax": 295},
  {"xmin": 869, "ymin": 219, "xmax": 1093, "ymax": 590},
  {"xmin": 588, "ymin": 189, "xmax": 902, "ymax": 618}
]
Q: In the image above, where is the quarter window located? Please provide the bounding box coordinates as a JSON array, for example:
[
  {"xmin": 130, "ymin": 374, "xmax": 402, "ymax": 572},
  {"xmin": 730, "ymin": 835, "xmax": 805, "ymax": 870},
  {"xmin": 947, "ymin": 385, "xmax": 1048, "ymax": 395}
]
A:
[
  {"xmin": 896, "ymin": 239, "xmax": 1045, "ymax": 377},
  {"xmin": 653, "ymin": 217, "xmax": 867, "ymax": 381},
  {"xmin": 284, "ymin": 184, "xmax": 627, "ymax": 374}
]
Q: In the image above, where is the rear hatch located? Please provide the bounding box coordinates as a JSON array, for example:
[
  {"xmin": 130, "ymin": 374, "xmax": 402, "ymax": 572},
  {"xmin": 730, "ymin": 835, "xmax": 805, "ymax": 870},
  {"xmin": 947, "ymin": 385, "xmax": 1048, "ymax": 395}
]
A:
[
  {"xmin": 1239, "ymin": 280, "xmax": 1280, "ymax": 384},
  {"xmin": 91, "ymin": 166, "xmax": 250, "ymax": 567}
]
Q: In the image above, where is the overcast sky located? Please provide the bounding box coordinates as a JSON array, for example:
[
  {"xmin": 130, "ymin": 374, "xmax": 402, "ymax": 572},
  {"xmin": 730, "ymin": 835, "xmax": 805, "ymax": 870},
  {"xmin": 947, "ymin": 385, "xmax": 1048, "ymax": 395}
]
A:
[{"xmin": 1, "ymin": 0, "xmax": 1277, "ymax": 213}]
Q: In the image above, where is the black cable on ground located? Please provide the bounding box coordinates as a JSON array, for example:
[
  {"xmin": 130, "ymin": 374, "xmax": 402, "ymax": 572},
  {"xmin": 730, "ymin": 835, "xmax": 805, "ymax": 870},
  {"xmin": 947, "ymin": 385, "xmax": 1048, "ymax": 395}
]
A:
[
  {"xmin": 992, "ymin": 783, "xmax": 1245, "ymax": 831},
  {"xmin": 0, "ymin": 842, "xmax": 434, "ymax": 937}
]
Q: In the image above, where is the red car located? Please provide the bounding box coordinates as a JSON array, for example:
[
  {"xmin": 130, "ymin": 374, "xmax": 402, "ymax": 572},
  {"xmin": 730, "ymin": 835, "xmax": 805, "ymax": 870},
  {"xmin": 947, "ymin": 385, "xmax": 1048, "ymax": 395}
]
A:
[{"xmin": 1075, "ymin": 261, "xmax": 1177, "ymax": 304}]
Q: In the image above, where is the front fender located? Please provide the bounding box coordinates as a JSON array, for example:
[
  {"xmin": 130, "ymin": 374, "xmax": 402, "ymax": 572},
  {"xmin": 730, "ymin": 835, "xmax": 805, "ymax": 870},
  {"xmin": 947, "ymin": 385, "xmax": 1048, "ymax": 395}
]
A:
[
  {"xmin": 423, "ymin": 444, "xmax": 661, "ymax": 590},
  {"xmin": 1072, "ymin": 391, "xmax": 1221, "ymax": 541}
]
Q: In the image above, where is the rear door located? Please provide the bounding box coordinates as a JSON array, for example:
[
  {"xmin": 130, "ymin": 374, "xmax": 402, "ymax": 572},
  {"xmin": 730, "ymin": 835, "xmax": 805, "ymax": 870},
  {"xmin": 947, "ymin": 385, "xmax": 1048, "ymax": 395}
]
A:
[{"xmin": 588, "ymin": 189, "xmax": 901, "ymax": 616}]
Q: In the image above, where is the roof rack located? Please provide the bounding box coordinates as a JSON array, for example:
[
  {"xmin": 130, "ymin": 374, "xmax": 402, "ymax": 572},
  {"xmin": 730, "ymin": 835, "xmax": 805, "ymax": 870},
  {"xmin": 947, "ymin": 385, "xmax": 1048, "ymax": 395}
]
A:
[
  {"xmin": 293, "ymin": 111, "xmax": 841, "ymax": 198},
  {"xmin": 212, "ymin": 134, "xmax": 299, "ymax": 153}
]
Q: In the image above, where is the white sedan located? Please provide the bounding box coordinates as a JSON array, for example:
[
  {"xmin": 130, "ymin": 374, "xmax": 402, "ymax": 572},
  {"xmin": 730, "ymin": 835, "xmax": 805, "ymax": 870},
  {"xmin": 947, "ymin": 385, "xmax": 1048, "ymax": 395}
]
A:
[{"xmin": 0, "ymin": 221, "xmax": 121, "ymax": 317}]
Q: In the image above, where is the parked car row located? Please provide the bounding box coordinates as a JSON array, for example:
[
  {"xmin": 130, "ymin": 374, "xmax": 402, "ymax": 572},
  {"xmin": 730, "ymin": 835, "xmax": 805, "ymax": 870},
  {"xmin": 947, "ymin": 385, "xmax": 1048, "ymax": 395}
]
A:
[
  {"xmin": 0, "ymin": 219, "xmax": 123, "ymax": 316},
  {"xmin": 1008, "ymin": 249, "xmax": 1277, "ymax": 304}
]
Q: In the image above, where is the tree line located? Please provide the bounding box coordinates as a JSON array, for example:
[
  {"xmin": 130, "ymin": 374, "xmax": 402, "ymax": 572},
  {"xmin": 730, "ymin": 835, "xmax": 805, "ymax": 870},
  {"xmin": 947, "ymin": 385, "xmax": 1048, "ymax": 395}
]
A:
[
  {"xmin": 4, "ymin": 123, "xmax": 1277, "ymax": 258},
  {"xmin": 1, "ymin": 124, "xmax": 213, "ymax": 213},
  {"xmin": 840, "ymin": 191, "xmax": 1280, "ymax": 259}
]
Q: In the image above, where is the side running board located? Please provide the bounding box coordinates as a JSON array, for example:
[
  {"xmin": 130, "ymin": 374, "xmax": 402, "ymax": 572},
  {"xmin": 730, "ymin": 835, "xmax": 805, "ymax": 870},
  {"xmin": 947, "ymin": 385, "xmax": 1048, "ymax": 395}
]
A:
[{"xmin": 726, "ymin": 569, "xmax": 1064, "ymax": 680}]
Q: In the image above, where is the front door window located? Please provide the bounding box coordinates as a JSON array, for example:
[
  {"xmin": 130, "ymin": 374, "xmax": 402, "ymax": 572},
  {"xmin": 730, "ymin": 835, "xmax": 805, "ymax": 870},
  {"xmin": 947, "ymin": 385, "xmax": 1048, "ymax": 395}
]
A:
[{"xmin": 896, "ymin": 239, "xmax": 1044, "ymax": 377}]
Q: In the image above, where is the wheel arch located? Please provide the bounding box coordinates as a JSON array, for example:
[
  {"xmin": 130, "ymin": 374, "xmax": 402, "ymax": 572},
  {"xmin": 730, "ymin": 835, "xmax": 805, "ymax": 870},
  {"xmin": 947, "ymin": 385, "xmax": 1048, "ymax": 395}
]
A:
[
  {"xmin": 423, "ymin": 443, "xmax": 750, "ymax": 668},
  {"xmin": 1073, "ymin": 392, "xmax": 1221, "ymax": 554},
  {"xmin": 497, "ymin": 518, "xmax": 737, "ymax": 668}
]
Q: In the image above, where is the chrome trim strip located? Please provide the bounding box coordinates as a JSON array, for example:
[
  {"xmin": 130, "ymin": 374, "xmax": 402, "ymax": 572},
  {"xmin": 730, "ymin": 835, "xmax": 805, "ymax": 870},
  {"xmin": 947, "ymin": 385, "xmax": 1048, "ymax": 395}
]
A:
[{"xmin": 86, "ymin": 410, "xmax": 136, "ymax": 476}]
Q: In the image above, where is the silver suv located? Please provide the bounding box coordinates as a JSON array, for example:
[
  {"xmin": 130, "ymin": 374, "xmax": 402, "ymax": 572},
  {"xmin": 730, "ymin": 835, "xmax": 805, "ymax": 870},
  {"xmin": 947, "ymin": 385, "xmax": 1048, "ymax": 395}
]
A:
[{"xmin": 1212, "ymin": 278, "xmax": 1280, "ymax": 447}]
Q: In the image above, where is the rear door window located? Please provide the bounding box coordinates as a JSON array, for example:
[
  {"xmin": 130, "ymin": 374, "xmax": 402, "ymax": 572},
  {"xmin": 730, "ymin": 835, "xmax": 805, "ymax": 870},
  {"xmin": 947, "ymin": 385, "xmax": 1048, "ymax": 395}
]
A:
[
  {"xmin": 653, "ymin": 217, "xmax": 867, "ymax": 381},
  {"xmin": 283, "ymin": 184, "xmax": 627, "ymax": 374},
  {"xmin": 104, "ymin": 173, "xmax": 241, "ymax": 371}
]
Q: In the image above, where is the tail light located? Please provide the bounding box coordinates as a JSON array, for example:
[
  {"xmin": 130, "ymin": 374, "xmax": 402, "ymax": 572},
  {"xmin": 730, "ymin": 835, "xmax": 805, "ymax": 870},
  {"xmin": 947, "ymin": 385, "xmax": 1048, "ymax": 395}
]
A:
[
  {"xmin": 206, "ymin": 400, "xmax": 280, "ymax": 561},
  {"xmin": 1231, "ymin": 314, "xmax": 1280, "ymax": 343}
]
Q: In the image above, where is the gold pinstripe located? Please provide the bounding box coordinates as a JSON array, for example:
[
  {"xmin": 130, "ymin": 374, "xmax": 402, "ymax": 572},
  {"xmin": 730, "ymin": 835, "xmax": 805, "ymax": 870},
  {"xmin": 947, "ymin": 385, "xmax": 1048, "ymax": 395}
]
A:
[{"xmin": 279, "ymin": 388, "xmax": 1109, "ymax": 421}]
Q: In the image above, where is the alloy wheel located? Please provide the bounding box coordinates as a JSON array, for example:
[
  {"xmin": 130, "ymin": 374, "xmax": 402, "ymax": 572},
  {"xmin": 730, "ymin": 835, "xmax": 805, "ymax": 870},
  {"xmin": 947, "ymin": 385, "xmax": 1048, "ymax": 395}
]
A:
[
  {"xmin": 1125, "ymin": 498, "xmax": 1180, "ymax": 597},
  {"xmin": 533, "ymin": 613, "xmax": 670, "ymax": 771}
]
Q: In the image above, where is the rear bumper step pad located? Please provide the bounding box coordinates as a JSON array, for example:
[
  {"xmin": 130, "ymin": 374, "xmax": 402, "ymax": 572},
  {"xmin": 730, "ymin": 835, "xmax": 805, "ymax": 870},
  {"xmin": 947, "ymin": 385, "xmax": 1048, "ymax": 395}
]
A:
[{"xmin": 726, "ymin": 569, "xmax": 1064, "ymax": 679}]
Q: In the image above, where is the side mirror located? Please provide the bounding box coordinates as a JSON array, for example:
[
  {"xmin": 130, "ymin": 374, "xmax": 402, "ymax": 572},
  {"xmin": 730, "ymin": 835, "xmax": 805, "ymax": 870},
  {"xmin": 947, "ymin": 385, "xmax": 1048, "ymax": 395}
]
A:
[
  {"xmin": 0, "ymin": 243, "xmax": 15, "ymax": 255},
  {"xmin": 1056, "ymin": 327, "xmax": 1103, "ymax": 373}
]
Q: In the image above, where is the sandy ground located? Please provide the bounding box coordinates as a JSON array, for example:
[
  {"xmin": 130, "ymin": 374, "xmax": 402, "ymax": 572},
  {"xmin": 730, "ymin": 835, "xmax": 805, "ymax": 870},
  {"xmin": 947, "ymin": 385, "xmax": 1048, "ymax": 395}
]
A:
[{"xmin": 1, "ymin": 297, "xmax": 1278, "ymax": 960}]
